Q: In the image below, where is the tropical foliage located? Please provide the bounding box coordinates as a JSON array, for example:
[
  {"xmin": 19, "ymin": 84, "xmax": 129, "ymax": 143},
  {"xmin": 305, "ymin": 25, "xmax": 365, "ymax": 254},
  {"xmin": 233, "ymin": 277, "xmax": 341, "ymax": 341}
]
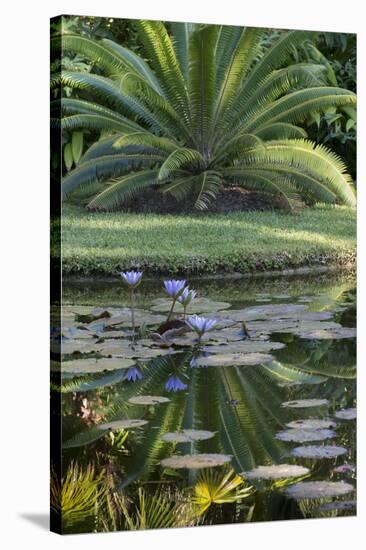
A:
[{"xmin": 51, "ymin": 21, "xmax": 356, "ymax": 211}]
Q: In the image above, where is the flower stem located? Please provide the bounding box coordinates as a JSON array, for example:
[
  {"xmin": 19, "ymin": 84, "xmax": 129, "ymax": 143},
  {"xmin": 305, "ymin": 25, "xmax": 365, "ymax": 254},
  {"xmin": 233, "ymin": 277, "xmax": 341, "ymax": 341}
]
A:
[
  {"xmin": 130, "ymin": 289, "xmax": 136, "ymax": 341},
  {"xmin": 167, "ymin": 298, "xmax": 177, "ymax": 322}
]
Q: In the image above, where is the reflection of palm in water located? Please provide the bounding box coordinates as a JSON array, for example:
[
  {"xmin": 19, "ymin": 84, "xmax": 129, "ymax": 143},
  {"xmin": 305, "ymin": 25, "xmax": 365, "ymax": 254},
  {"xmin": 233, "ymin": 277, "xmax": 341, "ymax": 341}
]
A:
[{"xmin": 58, "ymin": 284, "xmax": 356, "ymax": 529}]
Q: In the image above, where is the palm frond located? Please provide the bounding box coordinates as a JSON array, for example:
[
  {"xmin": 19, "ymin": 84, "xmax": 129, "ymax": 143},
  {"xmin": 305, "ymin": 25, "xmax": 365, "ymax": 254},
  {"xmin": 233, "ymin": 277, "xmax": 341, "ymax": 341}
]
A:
[
  {"xmin": 158, "ymin": 148, "xmax": 205, "ymax": 181},
  {"xmin": 135, "ymin": 20, "xmax": 189, "ymax": 120},
  {"xmin": 171, "ymin": 22, "xmax": 196, "ymax": 79},
  {"xmin": 87, "ymin": 169, "xmax": 159, "ymax": 210},
  {"xmin": 234, "ymin": 139, "xmax": 356, "ymax": 205},
  {"xmin": 62, "ymin": 155, "xmax": 163, "ymax": 197}
]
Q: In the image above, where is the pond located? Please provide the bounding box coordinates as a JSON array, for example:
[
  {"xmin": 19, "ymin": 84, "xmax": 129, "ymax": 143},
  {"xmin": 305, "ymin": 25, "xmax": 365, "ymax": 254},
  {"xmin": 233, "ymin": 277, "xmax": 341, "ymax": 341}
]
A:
[{"xmin": 52, "ymin": 273, "xmax": 356, "ymax": 533}]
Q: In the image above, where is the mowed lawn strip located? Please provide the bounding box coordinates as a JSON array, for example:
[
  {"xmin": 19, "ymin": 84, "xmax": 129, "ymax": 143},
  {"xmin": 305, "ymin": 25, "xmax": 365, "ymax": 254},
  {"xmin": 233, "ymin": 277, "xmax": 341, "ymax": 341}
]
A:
[{"xmin": 59, "ymin": 204, "xmax": 356, "ymax": 275}]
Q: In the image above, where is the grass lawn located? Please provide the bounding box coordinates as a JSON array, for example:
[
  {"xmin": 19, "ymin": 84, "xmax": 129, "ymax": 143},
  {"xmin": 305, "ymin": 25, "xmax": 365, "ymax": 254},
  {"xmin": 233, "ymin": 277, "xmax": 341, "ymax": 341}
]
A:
[{"xmin": 58, "ymin": 204, "xmax": 356, "ymax": 276}]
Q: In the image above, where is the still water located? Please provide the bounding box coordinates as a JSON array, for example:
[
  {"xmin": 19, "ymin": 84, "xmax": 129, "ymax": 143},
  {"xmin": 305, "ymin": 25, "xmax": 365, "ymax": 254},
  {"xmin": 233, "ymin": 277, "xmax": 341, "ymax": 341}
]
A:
[{"xmin": 53, "ymin": 274, "xmax": 356, "ymax": 533}]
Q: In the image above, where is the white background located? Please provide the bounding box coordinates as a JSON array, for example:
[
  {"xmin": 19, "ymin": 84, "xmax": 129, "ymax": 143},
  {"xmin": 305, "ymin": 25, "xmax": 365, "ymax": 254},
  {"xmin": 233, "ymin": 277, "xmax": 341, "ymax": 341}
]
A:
[{"xmin": 1, "ymin": 0, "xmax": 364, "ymax": 548}]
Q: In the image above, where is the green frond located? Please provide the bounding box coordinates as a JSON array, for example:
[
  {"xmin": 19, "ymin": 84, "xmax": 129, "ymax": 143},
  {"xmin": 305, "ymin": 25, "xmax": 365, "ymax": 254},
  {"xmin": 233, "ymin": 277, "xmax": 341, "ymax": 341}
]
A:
[
  {"xmin": 62, "ymin": 154, "xmax": 164, "ymax": 196},
  {"xmin": 87, "ymin": 169, "xmax": 159, "ymax": 210},
  {"xmin": 51, "ymin": 462, "xmax": 106, "ymax": 528},
  {"xmin": 246, "ymin": 87, "xmax": 356, "ymax": 131},
  {"xmin": 231, "ymin": 139, "xmax": 356, "ymax": 205},
  {"xmin": 113, "ymin": 132, "xmax": 178, "ymax": 154},
  {"xmin": 101, "ymin": 38, "xmax": 163, "ymax": 93},
  {"xmin": 255, "ymin": 122, "xmax": 308, "ymax": 140},
  {"xmin": 241, "ymin": 30, "xmax": 317, "ymax": 97},
  {"xmin": 226, "ymin": 166, "xmax": 338, "ymax": 205},
  {"xmin": 171, "ymin": 22, "xmax": 196, "ymax": 79},
  {"xmin": 51, "ymin": 34, "xmax": 129, "ymax": 74},
  {"xmin": 57, "ymin": 98, "xmax": 144, "ymax": 132},
  {"xmin": 222, "ymin": 169, "xmax": 298, "ymax": 210},
  {"xmin": 192, "ymin": 468, "xmax": 254, "ymax": 515},
  {"xmin": 59, "ymin": 114, "xmax": 139, "ymax": 134},
  {"xmin": 118, "ymin": 72, "xmax": 192, "ymax": 142},
  {"xmin": 158, "ymin": 148, "xmax": 205, "ymax": 181},
  {"xmin": 212, "ymin": 27, "xmax": 263, "ymax": 134},
  {"xmin": 60, "ymin": 71, "xmax": 129, "ymax": 113},
  {"xmin": 135, "ymin": 20, "xmax": 189, "ymax": 120},
  {"xmin": 214, "ymin": 25, "xmax": 244, "ymax": 86},
  {"xmin": 193, "ymin": 171, "xmax": 223, "ymax": 210},
  {"xmin": 213, "ymin": 133, "xmax": 264, "ymax": 165},
  {"xmin": 188, "ymin": 25, "xmax": 219, "ymax": 150},
  {"xmin": 81, "ymin": 134, "xmax": 159, "ymax": 163}
]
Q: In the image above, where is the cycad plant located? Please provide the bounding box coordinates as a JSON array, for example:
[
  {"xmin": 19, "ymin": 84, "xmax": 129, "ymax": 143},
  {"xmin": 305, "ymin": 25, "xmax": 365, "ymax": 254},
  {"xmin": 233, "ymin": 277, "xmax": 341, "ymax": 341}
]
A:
[{"xmin": 52, "ymin": 21, "xmax": 357, "ymax": 210}]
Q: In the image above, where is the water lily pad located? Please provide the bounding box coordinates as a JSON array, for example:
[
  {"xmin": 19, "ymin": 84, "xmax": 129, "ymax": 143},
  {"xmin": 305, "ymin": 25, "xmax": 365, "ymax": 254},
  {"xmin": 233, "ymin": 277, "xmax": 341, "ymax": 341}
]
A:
[
  {"xmin": 97, "ymin": 419, "xmax": 148, "ymax": 430},
  {"xmin": 244, "ymin": 464, "xmax": 310, "ymax": 480},
  {"xmin": 291, "ymin": 445, "xmax": 348, "ymax": 459},
  {"xmin": 281, "ymin": 399, "xmax": 329, "ymax": 409},
  {"xmin": 226, "ymin": 304, "xmax": 308, "ymax": 322},
  {"xmin": 98, "ymin": 340, "xmax": 171, "ymax": 359},
  {"xmin": 87, "ymin": 308, "xmax": 166, "ymax": 328},
  {"xmin": 62, "ymin": 327, "xmax": 95, "ymax": 339},
  {"xmin": 61, "ymin": 357, "xmax": 135, "ymax": 374},
  {"xmin": 128, "ymin": 395, "xmax": 171, "ymax": 405},
  {"xmin": 195, "ymin": 352, "xmax": 273, "ymax": 367},
  {"xmin": 315, "ymin": 500, "xmax": 356, "ymax": 512},
  {"xmin": 276, "ymin": 428, "xmax": 336, "ymax": 443},
  {"xmin": 285, "ymin": 481, "xmax": 354, "ymax": 499},
  {"xmin": 202, "ymin": 341, "xmax": 286, "ymax": 354},
  {"xmin": 286, "ymin": 419, "xmax": 337, "ymax": 430},
  {"xmin": 150, "ymin": 297, "xmax": 231, "ymax": 314},
  {"xmin": 297, "ymin": 328, "xmax": 356, "ymax": 340},
  {"xmin": 59, "ymin": 339, "xmax": 98, "ymax": 355},
  {"xmin": 161, "ymin": 430, "xmax": 216, "ymax": 443},
  {"xmin": 160, "ymin": 453, "xmax": 232, "ymax": 469},
  {"xmin": 333, "ymin": 464, "xmax": 355, "ymax": 474},
  {"xmin": 335, "ymin": 408, "xmax": 356, "ymax": 420}
]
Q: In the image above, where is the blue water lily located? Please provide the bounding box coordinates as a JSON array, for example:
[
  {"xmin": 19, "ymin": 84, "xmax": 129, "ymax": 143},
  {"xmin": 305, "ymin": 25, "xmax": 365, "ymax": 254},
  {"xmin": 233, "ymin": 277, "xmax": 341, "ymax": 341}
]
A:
[
  {"xmin": 120, "ymin": 270, "xmax": 143, "ymax": 289},
  {"xmin": 186, "ymin": 315, "xmax": 217, "ymax": 340},
  {"xmin": 164, "ymin": 279, "xmax": 187, "ymax": 298},
  {"xmin": 165, "ymin": 374, "xmax": 188, "ymax": 392},
  {"xmin": 125, "ymin": 366, "xmax": 144, "ymax": 382},
  {"xmin": 163, "ymin": 279, "xmax": 187, "ymax": 321}
]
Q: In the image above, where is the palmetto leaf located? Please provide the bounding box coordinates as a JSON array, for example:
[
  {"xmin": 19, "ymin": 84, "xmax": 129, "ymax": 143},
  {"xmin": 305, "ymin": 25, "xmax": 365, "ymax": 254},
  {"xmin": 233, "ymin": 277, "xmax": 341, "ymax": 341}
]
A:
[
  {"xmin": 55, "ymin": 23, "xmax": 356, "ymax": 210},
  {"xmin": 192, "ymin": 468, "xmax": 254, "ymax": 514}
]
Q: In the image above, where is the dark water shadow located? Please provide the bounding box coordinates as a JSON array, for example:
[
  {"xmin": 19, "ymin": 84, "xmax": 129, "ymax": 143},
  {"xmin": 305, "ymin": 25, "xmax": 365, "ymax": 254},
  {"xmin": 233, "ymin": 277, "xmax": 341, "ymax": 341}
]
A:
[{"xmin": 19, "ymin": 513, "xmax": 49, "ymax": 531}]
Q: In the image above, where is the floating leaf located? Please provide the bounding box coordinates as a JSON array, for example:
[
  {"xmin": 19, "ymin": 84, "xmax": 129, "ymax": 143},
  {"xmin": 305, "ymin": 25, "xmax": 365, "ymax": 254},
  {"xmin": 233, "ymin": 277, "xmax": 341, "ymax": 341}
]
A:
[
  {"xmin": 128, "ymin": 395, "xmax": 171, "ymax": 405},
  {"xmin": 333, "ymin": 464, "xmax": 355, "ymax": 474},
  {"xmin": 160, "ymin": 453, "xmax": 232, "ymax": 469},
  {"xmin": 291, "ymin": 445, "xmax": 347, "ymax": 459},
  {"xmin": 285, "ymin": 481, "xmax": 354, "ymax": 499},
  {"xmin": 97, "ymin": 419, "xmax": 148, "ymax": 431},
  {"xmin": 161, "ymin": 430, "xmax": 216, "ymax": 443},
  {"xmin": 225, "ymin": 304, "xmax": 308, "ymax": 322},
  {"xmin": 202, "ymin": 341, "xmax": 286, "ymax": 354},
  {"xmin": 276, "ymin": 428, "xmax": 336, "ymax": 443},
  {"xmin": 58, "ymin": 339, "xmax": 98, "ymax": 355},
  {"xmin": 244, "ymin": 464, "xmax": 310, "ymax": 480},
  {"xmin": 98, "ymin": 340, "xmax": 171, "ymax": 359},
  {"xmin": 335, "ymin": 408, "xmax": 356, "ymax": 420},
  {"xmin": 281, "ymin": 399, "xmax": 329, "ymax": 409},
  {"xmin": 150, "ymin": 297, "xmax": 231, "ymax": 314},
  {"xmin": 286, "ymin": 419, "xmax": 337, "ymax": 430},
  {"xmin": 195, "ymin": 353, "xmax": 273, "ymax": 367},
  {"xmin": 61, "ymin": 357, "xmax": 135, "ymax": 374},
  {"xmin": 297, "ymin": 328, "xmax": 356, "ymax": 340},
  {"xmin": 315, "ymin": 500, "xmax": 356, "ymax": 512}
]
